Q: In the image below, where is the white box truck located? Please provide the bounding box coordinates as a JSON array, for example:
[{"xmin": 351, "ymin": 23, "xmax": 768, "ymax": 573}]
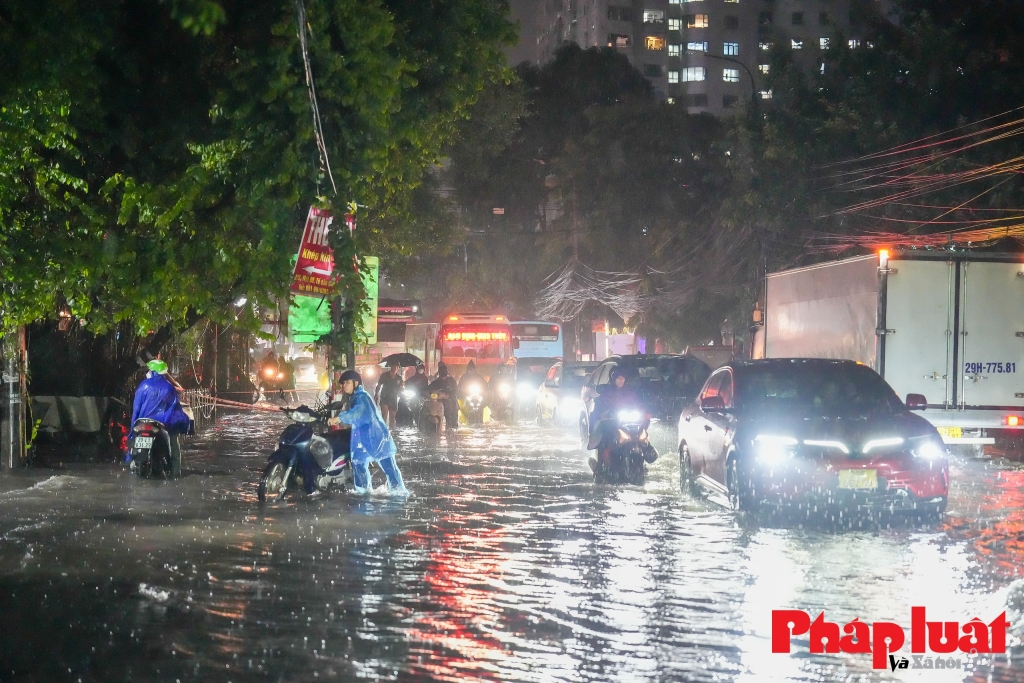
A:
[{"xmin": 757, "ymin": 250, "xmax": 1024, "ymax": 446}]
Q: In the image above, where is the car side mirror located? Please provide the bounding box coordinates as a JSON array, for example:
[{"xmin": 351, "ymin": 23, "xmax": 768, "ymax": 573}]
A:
[
  {"xmin": 701, "ymin": 395, "xmax": 726, "ymax": 412},
  {"xmin": 906, "ymin": 393, "xmax": 927, "ymax": 410},
  {"xmin": 544, "ymin": 379, "xmax": 557, "ymax": 388}
]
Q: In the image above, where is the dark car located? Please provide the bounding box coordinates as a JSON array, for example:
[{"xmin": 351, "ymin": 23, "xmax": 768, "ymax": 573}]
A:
[
  {"xmin": 677, "ymin": 359, "xmax": 949, "ymax": 516},
  {"xmin": 580, "ymin": 354, "xmax": 711, "ymax": 439}
]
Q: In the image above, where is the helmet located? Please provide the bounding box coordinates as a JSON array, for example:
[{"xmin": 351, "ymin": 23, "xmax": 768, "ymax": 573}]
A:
[
  {"xmin": 339, "ymin": 369, "xmax": 362, "ymax": 384},
  {"xmin": 147, "ymin": 359, "xmax": 168, "ymax": 374}
]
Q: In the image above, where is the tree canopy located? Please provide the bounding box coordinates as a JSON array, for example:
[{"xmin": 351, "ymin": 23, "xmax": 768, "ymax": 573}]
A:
[{"xmin": 0, "ymin": 0, "xmax": 514, "ymax": 337}]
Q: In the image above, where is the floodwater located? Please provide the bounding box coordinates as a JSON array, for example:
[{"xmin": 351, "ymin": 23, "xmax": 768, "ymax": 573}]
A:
[{"xmin": 1, "ymin": 410, "xmax": 1023, "ymax": 682}]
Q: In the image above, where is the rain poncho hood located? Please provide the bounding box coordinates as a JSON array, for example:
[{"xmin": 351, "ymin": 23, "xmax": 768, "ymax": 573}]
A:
[
  {"xmin": 131, "ymin": 372, "xmax": 191, "ymax": 434},
  {"xmin": 334, "ymin": 385, "xmax": 397, "ymax": 464}
]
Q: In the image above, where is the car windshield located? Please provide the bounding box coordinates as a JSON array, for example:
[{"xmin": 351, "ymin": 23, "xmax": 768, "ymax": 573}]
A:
[
  {"xmin": 516, "ymin": 358, "xmax": 557, "ymax": 385},
  {"xmin": 737, "ymin": 364, "xmax": 903, "ymax": 416},
  {"xmin": 617, "ymin": 357, "xmax": 710, "ymax": 397},
  {"xmin": 562, "ymin": 365, "xmax": 597, "ymax": 390}
]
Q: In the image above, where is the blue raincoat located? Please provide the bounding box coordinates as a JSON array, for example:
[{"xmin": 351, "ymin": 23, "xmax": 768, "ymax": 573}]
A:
[
  {"xmin": 131, "ymin": 372, "xmax": 191, "ymax": 435},
  {"xmin": 334, "ymin": 385, "xmax": 397, "ymax": 465}
]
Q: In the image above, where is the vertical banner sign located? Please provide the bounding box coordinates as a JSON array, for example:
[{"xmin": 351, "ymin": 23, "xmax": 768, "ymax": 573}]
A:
[
  {"xmin": 291, "ymin": 207, "xmax": 335, "ymax": 296},
  {"xmin": 360, "ymin": 257, "xmax": 380, "ymax": 344}
]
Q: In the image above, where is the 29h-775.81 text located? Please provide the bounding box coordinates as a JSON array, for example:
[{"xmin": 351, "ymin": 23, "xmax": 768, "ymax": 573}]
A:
[{"xmin": 964, "ymin": 362, "xmax": 1017, "ymax": 374}]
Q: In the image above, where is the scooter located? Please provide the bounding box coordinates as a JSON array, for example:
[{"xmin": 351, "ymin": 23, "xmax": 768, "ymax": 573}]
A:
[
  {"xmin": 460, "ymin": 383, "xmax": 486, "ymax": 425},
  {"xmin": 257, "ymin": 406, "xmax": 353, "ymax": 502},
  {"xmin": 420, "ymin": 391, "xmax": 445, "ymax": 434},
  {"xmin": 588, "ymin": 408, "xmax": 658, "ymax": 485},
  {"xmin": 488, "ymin": 376, "xmax": 516, "ymax": 423},
  {"xmin": 127, "ymin": 418, "xmax": 173, "ymax": 478},
  {"xmin": 396, "ymin": 386, "xmax": 422, "ymax": 427}
]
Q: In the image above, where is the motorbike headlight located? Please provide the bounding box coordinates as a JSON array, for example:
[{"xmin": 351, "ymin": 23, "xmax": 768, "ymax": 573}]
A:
[
  {"xmin": 498, "ymin": 384, "xmax": 512, "ymax": 398},
  {"xmin": 289, "ymin": 411, "xmax": 317, "ymax": 423},
  {"xmin": 911, "ymin": 437, "xmax": 946, "ymax": 460},
  {"xmin": 754, "ymin": 435, "xmax": 798, "ymax": 464},
  {"xmin": 617, "ymin": 409, "xmax": 643, "ymax": 424},
  {"xmin": 402, "ymin": 388, "xmax": 416, "ymax": 399},
  {"xmin": 263, "ymin": 368, "xmax": 273, "ymax": 377},
  {"xmin": 468, "ymin": 385, "xmax": 482, "ymax": 397},
  {"xmin": 277, "ymin": 372, "xmax": 285, "ymax": 379}
]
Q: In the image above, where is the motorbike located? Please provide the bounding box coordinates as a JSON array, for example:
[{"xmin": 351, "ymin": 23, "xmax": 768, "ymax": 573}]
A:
[
  {"xmin": 127, "ymin": 418, "xmax": 174, "ymax": 478},
  {"xmin": 420, "ymin": 391, "xmax": 446, "ymax": 434},
  {"xmin": 460, "ymin": 382, "xmax": 486, "ymax": 425},
  {"xmin": 257, "ymin": 406, "xmax": 353, "ymax": 502},
  {"xmin": 589, "ymin": 408, "xmax": 658, "ymax": 485},
  {"xmin": 488, "ymin": 376, "xmax": 516, "ymax": 423},
  {"xmin": 396, "ymin": 386, "xmax": 422, "ymax": 427},
  {"xmin": 258, "ymin": 363, "xmax": 293, "ymax": 400}
]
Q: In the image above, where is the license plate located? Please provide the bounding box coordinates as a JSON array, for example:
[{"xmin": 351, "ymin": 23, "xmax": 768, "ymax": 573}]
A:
[
  {"xmin": 838, "ymin": 469, "xmax": 877, "ymax": 490},
  {"xmin": 936, "ymin": 426, "xmax": 962, "ymax": 440},
  {"xmin": 134, "ymin": 437, "xmax": 155, "ymax": 449}
]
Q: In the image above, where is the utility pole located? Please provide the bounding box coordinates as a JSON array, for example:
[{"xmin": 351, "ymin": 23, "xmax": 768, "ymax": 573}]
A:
[{"xmin": 1, "ymin": 327, "xmax": 27, "ymax": 471}]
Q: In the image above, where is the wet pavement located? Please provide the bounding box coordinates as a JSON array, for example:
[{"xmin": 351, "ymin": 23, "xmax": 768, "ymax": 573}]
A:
[{"xmin": 1, "ymin": 410, "xmax": 1023, "ymax": 682}]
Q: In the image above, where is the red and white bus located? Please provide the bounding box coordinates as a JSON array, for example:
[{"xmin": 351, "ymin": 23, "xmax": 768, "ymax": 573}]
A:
[{"xmin": 438, "ymin": 314, "xmax": 516, "ymax": 379}]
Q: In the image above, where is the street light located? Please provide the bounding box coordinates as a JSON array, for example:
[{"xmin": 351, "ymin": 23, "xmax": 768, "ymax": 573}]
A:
[{"xmin": 684, "ymin": 50, "xmax": 759, "ymax": 106}]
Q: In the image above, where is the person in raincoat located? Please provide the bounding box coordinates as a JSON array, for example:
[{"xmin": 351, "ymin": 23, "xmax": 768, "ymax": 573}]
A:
[
  {"xmin": 328, "ymin": 370, "xmax": 408, "ymax": 495},
  {"xmin": 130, "ymin": 359, "xmax": 192, "ymax": 477}
]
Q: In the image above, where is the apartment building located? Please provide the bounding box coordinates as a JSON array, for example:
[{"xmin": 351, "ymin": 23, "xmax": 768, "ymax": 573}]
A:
[{"xmin": 511, "ymin": 0, "xmax": 882, "ymax": 116}]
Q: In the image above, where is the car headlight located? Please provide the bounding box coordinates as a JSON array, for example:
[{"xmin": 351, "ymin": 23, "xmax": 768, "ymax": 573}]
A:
[
  {"xmin": 911, "ymin": 437, "xmax": 946, "ymax": 460},
  {"xmin": 517, "ymin": 382, "xmax": 537, "ymax": 398},
  {"xmin": 754, "ymin": 435, "xmax": 798, "ymax": 464},
  {"xmin": 617, "ymin": 409, "xmax": 643, "ymax": 424}
]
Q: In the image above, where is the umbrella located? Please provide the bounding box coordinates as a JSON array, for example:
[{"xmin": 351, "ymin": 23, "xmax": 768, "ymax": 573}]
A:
[{"xmin": 381, "ymin": 352, "xmax": 423, "ymax": 368}]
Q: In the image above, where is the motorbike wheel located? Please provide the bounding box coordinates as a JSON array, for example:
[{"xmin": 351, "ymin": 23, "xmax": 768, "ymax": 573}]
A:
[
  {"xmin": 133, "ymin": 452, "xmax": 153, "ymax": 478},
  {"xmin": 258, "ymin": 462, "xmax": 288, "ymax": 503}
]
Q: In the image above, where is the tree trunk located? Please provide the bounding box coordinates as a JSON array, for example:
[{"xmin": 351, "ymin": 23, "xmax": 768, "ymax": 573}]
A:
[{"xmin": 1, "ymin": 327, "xmax": 27, "ymax": 471}]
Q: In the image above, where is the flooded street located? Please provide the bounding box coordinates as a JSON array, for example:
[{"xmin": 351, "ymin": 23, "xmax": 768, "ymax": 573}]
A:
[{"xmin": 2, "ymin": 410, "xmax": 1023, "ymax": 682}]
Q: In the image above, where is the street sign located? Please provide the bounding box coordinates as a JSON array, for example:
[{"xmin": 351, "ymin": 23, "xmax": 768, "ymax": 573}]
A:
[
  {"xmin": 360, "ymin": 256, "xmax": 379, "ymax": 344},
  {"xmin": 290, "ymin": 207, "xmax": 336, "ymax": 296}
]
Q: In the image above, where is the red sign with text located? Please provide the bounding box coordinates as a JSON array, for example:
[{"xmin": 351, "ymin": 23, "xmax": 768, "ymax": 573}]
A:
[{"xmin": 291, "ymin": 207, "xmax": 336, "ymax": 296}]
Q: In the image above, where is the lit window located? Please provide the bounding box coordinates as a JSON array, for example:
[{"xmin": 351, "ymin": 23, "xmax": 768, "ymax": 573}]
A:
[
  {"xmin": 668, "ymin": 0, "xmax": 679, "ymax": 4},
  {"xmin": 759, "ymin": 41, "xmax": 772, "ymax": 50},
  {"xmin": 668, "ymin": 44, "xmax": 681, "ymax": 57},
  {"xmin": 646, "ymin": 36, "xmax": 666, "ymax": 50},
  {"xmin": 608, "ymin": 34, "xmax": 631, "ymax": 48},
  {"xmin": 723, "ymin": 68, "xmax": 740, "ymax": 82},
  {"xmin": 668, "ymin": 18, "xmax": 681, "ymax": 31},
  {"xmin": 643, "ymin": 10, "xmax": 665, "ymax": 24},
  {"xmin": 724, "ymin": 0, "xmax": 739, "ymax": 3},
  {"xmin": 723, "ymin": 42, "xmax": 739, "ymax": 56},
  {"xmin": 685, "ymin": 14, "xmax": 709, "ymax": 28},
  {"xmin": 848, "ymin": 38, "xmax": 861, "ymax": 48},
  {"xmin": 758, "ymin": 63, "xmax": 770, "ymax": 74},
  {"xmin": 667, "ymin": 96, "xmax": 676, "ymax": 103},
  {"xmin": 791, "ymin": 39, "xmax": 803, "ymax": 49},
  {"xmin": 791, "ymin": 12, "xmax": 804, "ymax": 25},
  {"xmin": 682, "ymin": 67, "xmax": 706, "ymax": 81},
  {"xmin": 760, "ymin": 89, "xmax": 773, "ymax": 99},
  {"xmin": 668, "ymin": 70, "xmax": 680, "ymax": 83},
  {"xmin": 819, "ymin": 37, "xmax": 829, "ymax": 49},
  {"xmin": 684, "ymin": 93, "xmax": 708, "ymax": 107},
  {"xmin": 687, "ymin": 41, "xmax": 709, "ymax": 52}
]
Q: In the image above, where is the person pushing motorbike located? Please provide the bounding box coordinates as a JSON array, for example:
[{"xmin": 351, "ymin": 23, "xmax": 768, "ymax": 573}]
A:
[{"xmin": 328, "ymin": 370, "xmax": 408, "ymax": 496}]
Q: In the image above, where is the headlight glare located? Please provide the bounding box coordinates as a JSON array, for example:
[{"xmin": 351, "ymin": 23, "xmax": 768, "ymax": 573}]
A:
[
  {"xmin": 911, "ymin": 438, "xmax": 945, "ymax": 460},
  {"xmin": 617, "ymin": 409, "xmax": 643, "ymax": 424},
  {"xmin": 755, "ymin": 434, "xmax": 797, "ymax": 463}
]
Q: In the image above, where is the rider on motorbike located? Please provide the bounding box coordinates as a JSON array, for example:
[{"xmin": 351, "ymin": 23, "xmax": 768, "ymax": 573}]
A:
[
  {"xmin": 587, "ymin": 368, "xmax": 641, "ymax": 474},
  {"xmin": 130, "ymin": 359, "xmax": 191, "ymax": 477},
  {"xmin": 428, "ymin": 362, "xmax": 459, "ymax": 432}
]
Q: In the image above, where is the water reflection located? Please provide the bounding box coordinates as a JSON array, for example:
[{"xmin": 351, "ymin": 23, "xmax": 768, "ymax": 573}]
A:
[{"xmin": 0, "ymin": 413, "xmax": 1020, "ymax": 681}]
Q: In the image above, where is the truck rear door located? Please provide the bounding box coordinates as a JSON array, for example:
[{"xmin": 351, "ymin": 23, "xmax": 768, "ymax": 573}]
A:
[
  {"xmin": 884, "ymin": 259, "xmax": 954, "ymax": 407},
  {"xmin": 957, "ymin": 261, "xmax": 1024, "ymax": 409}
]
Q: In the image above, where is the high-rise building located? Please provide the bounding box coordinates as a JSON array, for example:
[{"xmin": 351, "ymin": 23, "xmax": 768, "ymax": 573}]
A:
[{"xmin": 508, "ymin": 0, "xmax": 883, "ymax": 116}]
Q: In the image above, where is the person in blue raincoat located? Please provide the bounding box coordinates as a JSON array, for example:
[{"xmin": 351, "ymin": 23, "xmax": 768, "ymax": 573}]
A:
[
  {"xmin": 130, "ymin": 359, "xmax": 192, "ymax": 477},
  {"xmin": 328, "ymin": 370, "xmax": 408, "ymax": 495}
]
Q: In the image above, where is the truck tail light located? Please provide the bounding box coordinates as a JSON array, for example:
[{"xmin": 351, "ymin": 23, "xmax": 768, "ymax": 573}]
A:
[{"xmin": 1004, "ymin": 415, "xmax": 1022, "ymax": 427}]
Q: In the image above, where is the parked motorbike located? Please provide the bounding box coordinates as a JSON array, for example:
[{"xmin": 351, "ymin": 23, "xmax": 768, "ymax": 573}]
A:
[
  {"xmin": 257, "ymin": 406, "xmax": 353, "ymax": 502},
  {"xmin": 588, "ymin": 408, "xmax": 658, "ymax": 485},
  {"xmin": 127, "ymin": 418, "xmax": 173, "ymax": 478}
]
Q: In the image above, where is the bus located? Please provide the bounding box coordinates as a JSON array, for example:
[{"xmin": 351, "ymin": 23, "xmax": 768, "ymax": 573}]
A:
[
  {"xmin": 511, "ymin": 321, "xmax": 563, "ymax": 358},
  {"xmin": 438, "ymin": 314, "xmax": 515, "ymax": 379}
]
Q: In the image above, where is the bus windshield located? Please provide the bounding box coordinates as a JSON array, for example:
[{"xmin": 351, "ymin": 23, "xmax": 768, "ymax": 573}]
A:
[
  {"xmin": 440, "ymin": 325, "xmax": 512, "ymax": 361},
  {"xmin": 511, "ymin": 321, "xmax": 563, "ymax": 358}
]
